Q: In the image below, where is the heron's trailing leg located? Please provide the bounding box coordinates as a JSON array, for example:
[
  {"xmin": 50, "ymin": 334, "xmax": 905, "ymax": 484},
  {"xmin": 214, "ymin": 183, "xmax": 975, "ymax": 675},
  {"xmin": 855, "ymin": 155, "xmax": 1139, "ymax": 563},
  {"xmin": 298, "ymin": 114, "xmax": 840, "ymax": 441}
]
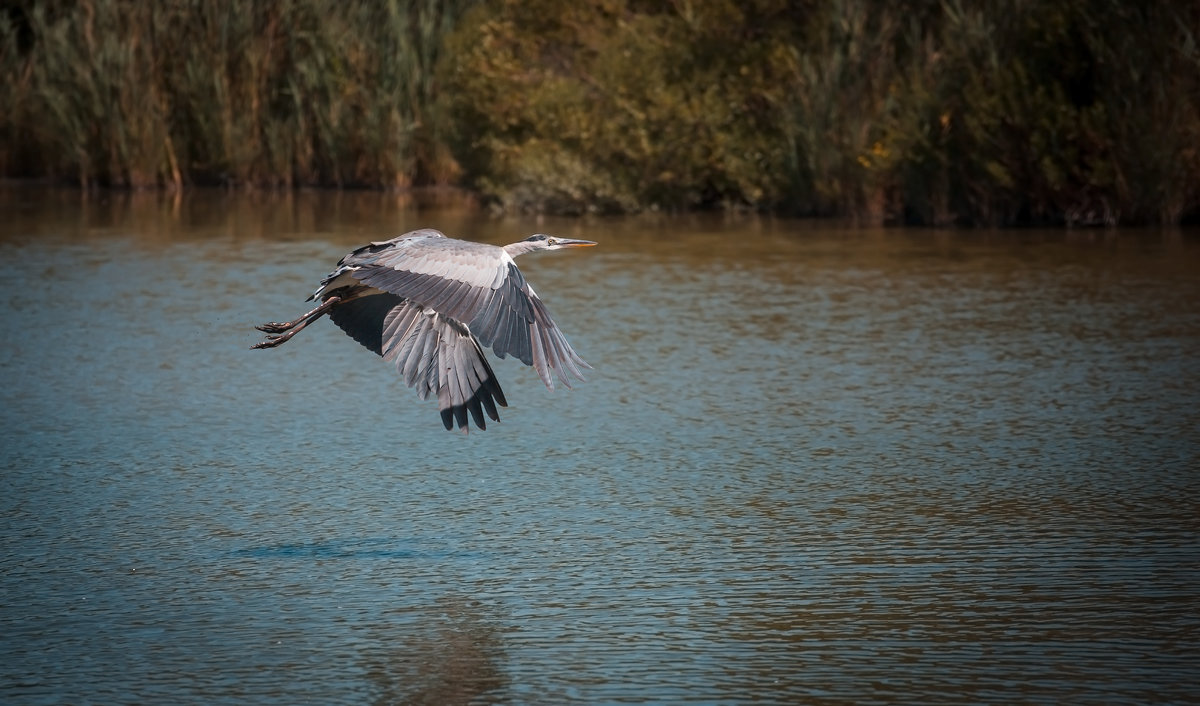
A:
[
  {"xmin": 251, "ymin": 296, "xmax": 341, "ymax": 349},
  {"xmin": 255, "ymin": 297, "xmax": 336, "ymax": 334}
]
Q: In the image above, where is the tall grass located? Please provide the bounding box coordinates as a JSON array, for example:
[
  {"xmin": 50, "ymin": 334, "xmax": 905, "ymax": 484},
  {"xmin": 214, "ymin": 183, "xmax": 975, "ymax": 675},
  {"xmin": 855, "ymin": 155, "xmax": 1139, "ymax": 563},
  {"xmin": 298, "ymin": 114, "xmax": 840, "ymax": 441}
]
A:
[
  {"xmin": 1, "ymin": 0, "xmax": 467, "ymax": 189},
  {"xmin": 879, "ymin": 0, "xmax": 1200, "ymax": 226},
  {"xmin": 781, "ymin": 0, "xmax": 1200, "ymax": 225},
  {"xmin": 3, "ymin": 0, "xmax": 1199, "ymax": 224}
]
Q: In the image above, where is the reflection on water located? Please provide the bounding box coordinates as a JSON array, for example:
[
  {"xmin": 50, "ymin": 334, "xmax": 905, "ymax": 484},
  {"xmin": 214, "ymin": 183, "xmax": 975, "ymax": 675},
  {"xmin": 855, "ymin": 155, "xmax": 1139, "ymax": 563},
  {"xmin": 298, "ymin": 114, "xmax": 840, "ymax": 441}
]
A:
[
  {"xmin": 1, "ymin": 187, "xmax": 1198, "ymax": 703},
  {"xmin": 361, "ymin": 595, "xmax": 507, "ymax": 706}
]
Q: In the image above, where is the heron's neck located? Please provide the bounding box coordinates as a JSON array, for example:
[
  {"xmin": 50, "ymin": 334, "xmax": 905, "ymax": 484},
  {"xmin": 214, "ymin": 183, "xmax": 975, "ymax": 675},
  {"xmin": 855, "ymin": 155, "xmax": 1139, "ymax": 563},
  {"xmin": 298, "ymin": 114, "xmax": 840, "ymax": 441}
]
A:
[{"xmin": 502, "ymin": 241, "xmax": 543, "ymax": 258}]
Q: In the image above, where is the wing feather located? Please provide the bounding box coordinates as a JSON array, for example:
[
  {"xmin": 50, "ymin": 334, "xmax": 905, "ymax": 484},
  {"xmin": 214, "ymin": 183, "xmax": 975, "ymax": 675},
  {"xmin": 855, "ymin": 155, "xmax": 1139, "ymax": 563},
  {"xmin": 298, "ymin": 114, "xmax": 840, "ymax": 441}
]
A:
[
  {"xmin": 415, "ymin": 317, "xmax": 440, "ymax": 400},
  {"xmin": 371, "ymin": 298, "xmax": 507, "ymax": 432},
  {"xmin": 528, "ymin": 321, "xmax": 551, "ymax": 389},
  {"xmin": 538, "ymin": 323, "xmax": 567, "ymax": 388},
  {"xmin": 473, "ymin": 289, "xmax": 506, "ymax": 343},
  {"xmin": 380, "ymin": 300, "xmax": 420, "ymax": 360},
  {"xmin": 495, "ymin": 307, "xmax": 520, "ymax": 361}
]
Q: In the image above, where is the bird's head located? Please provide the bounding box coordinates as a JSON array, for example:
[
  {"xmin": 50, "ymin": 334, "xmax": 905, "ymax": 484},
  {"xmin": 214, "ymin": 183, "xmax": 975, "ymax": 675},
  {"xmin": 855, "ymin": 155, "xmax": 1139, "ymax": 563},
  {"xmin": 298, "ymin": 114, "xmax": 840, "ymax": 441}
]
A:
[
  {"xmin": 523, "ymin": 234, "xmax": 597, "ymax": 250},
  {"xmin": 505, "ymin": 233, "xmax": 597, "ymax": 257}
]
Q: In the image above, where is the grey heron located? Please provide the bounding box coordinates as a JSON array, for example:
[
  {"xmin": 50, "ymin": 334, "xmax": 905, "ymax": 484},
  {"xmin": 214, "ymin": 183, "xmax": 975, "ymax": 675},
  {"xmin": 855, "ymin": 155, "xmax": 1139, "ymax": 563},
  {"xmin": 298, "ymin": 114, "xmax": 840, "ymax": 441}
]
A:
[{"xmin": 252, "ymin": 228, "xmax": 596, "ymax": 432}]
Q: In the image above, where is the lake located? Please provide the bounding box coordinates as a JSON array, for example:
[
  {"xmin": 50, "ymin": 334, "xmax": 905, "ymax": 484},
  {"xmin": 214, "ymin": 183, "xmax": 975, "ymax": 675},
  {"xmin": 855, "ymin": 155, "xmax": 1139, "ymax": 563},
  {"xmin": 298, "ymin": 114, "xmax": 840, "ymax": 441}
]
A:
[{"xmin": 1, "ymin": 187, "xmax": 1198, "ymax": 704}]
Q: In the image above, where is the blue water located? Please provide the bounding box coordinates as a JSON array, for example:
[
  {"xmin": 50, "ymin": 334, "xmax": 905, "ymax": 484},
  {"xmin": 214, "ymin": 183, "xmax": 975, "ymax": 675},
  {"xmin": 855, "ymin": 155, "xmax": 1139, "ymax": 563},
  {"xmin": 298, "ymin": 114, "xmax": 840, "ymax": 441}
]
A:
[{"xmin": 1, "ymin": 191, "xmax": 1198, "ymax": 703}]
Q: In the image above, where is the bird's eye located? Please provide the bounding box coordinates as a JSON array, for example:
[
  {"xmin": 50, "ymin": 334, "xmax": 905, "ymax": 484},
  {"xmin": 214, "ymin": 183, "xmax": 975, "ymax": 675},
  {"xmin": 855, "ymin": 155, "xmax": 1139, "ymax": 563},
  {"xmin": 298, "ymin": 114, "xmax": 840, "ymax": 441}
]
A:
[{"xmin": 547, "ymin": 238, "xmax": 558, "ymax": 245}]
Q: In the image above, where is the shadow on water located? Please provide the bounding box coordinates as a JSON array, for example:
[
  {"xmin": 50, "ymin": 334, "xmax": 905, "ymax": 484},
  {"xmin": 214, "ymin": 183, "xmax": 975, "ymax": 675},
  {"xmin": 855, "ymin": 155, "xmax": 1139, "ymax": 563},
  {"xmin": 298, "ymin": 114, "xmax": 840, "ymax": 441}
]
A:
[{"xmin": 230, "ymin": 538, "xmax": 486, "ymax": 561}]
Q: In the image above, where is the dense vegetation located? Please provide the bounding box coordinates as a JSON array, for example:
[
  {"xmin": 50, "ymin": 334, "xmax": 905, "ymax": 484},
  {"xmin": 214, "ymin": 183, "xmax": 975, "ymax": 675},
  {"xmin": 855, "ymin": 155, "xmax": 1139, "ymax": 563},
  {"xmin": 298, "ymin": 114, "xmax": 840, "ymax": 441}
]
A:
[{"xmin": 3, "ymin": 0, "xmax": 1198, "ymax": 225}]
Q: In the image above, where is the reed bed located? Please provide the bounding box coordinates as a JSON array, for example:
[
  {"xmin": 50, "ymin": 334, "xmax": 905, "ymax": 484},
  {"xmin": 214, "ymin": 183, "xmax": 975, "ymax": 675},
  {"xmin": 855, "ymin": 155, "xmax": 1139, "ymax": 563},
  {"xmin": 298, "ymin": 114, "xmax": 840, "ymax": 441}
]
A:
[
  {"xmin": 1, "ymin": 0, "xmax": 466, "ymax": 190},
  {"xmin": 3, "ymin": 0, "xmax": 1198, "ymax": 224}
]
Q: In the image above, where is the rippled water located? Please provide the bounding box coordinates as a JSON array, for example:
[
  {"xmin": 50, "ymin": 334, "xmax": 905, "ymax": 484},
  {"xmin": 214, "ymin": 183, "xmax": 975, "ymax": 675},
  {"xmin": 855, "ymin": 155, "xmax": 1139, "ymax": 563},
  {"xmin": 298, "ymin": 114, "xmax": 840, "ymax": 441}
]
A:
[{"xmin": 1, "ymin": 189, "xmax": 1198, "ymax": 704}]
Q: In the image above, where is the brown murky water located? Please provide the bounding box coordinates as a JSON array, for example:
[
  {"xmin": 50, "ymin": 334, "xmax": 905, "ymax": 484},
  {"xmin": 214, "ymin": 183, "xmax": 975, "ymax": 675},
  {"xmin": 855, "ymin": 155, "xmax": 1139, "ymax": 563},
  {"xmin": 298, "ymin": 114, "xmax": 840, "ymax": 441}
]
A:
[{"xmin": 2, "ymin": 188, "xmax": 1198, "ymax": 703}]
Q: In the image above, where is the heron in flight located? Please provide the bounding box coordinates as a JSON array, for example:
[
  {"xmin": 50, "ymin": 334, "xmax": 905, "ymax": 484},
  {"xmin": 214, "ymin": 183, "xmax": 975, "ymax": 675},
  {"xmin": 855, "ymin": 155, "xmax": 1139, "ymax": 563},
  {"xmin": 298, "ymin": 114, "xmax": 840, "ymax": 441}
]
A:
[{"xmin": 252, "ymin": 228, "xmax": 596, "ymax": 432}]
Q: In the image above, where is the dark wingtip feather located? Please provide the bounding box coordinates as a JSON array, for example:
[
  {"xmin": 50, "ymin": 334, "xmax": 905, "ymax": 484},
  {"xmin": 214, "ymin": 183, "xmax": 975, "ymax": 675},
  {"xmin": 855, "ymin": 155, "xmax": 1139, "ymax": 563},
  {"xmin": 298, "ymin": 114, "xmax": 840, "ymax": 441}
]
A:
[
  {"xmin": 480, "ymin": 391, "xmax": 499, "ymax": 422},
  {"xmin": 467, "ymin": 398, "xmax": 486, "ymax": 430},
  {"xmin": 439, "ymin": 382, "xmax": 507, "ymax": 432}
]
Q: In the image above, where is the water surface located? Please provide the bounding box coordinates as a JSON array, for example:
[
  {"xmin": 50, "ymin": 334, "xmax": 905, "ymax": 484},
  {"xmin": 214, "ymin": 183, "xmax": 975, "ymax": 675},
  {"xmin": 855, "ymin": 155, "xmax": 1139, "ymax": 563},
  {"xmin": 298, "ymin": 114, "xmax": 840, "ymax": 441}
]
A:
[{"xmin": 1, "ymin": 189, "xmax": 1198, "ymax": 703}]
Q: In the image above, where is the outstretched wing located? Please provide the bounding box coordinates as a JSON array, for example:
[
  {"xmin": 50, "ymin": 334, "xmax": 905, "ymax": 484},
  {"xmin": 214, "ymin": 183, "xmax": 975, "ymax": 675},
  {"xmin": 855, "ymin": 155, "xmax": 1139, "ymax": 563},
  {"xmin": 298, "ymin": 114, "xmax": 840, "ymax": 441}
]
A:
[
  {"xmin": 342, "ymin": 230, "xmax": 589, "ymax": 390},
  {"xmin": 329, "ymin": 292, "xmax": 506, "ymax": 432}
]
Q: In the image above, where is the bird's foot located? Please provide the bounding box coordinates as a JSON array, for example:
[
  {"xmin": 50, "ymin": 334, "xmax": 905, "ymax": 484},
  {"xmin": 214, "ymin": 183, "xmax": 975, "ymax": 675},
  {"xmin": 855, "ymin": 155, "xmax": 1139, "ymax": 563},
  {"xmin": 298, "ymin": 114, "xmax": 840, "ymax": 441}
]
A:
[
  {"xmin": 255, "ymin": 321, "xmax": 293, "ymax": 334},
  {"xmin": 251, "ymin": 335, "xmax": 285, "ymax": 349}
]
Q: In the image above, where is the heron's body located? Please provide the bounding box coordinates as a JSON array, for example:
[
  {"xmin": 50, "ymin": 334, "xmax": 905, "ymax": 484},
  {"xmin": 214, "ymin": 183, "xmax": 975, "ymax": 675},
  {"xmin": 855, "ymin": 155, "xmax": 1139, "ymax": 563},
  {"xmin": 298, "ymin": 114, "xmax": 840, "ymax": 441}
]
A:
[{"xmin": 253, "ymin": 228, "xmax": 595, "ymax": 432}]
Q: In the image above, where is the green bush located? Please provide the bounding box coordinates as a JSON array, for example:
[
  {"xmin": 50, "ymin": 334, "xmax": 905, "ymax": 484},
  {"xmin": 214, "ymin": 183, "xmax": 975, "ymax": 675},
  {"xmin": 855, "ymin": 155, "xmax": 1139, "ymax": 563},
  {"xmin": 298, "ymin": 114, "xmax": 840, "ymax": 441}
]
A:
[{"xmin": 441, "ymin": 0, "xmax": 803, "ymax": 213}]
